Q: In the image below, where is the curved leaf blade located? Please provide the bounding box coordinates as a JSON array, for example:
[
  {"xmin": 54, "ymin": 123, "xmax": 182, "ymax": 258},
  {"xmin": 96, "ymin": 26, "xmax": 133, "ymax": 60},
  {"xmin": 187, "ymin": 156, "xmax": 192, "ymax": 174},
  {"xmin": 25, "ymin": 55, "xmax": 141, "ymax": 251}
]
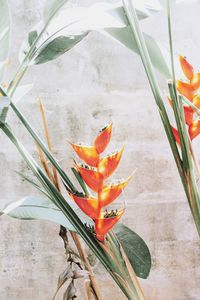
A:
[
  {"xmin": 114, "ymin": 223, "xmax": 151, "ymax": 279},
  {"xmin": 0, "ymin": 196, "xmax": 93, "ymax": 231},
  {"xmin": 104, "ymin": 27, "xmax": 171, "ymax": 78},
  {"xmin": 34, "ymin": 33, "xmax": 88, "ymax": 65}
]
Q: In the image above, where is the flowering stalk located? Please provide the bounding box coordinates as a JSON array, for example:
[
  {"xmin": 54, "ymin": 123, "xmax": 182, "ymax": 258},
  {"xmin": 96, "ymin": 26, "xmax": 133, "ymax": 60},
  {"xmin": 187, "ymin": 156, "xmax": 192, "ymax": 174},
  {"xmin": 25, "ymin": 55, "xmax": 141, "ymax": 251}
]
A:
[{"xmin": 69, "ymin": 124, "xmax": 131, "ymax": 242}]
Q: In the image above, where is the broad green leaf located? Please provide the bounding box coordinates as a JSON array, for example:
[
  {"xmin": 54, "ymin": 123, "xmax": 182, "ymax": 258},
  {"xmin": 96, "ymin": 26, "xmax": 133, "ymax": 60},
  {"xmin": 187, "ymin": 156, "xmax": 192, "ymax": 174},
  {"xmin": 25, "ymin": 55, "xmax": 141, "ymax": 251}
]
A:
[
  {"xmin": 104, "ymin": 27, "xmax": 171, "ymax": 78},
  {"xmin": 0, "ymin": 196, "xmax": 93, "ymax": 231},
  {"xmin": 0, "ymin": 96, "xmax": 10, "ymax": 124},
  {"xmin": 114, "ymin": 223, "xmax": 151, "ymax": 279},
  {"xmin": 19, "ymin": 2, "xmax": 161, "ymax": 65},
  {"xmin": 0, "ymin": 0, "xmax": 10, "ymax": 81},
  {"xmin": 44, "ymin": 2, "xmax": 169, "ymax": 76},
  {"xmin": 34, "ymin": 33, "xmax": 88, "ymax": 65}
]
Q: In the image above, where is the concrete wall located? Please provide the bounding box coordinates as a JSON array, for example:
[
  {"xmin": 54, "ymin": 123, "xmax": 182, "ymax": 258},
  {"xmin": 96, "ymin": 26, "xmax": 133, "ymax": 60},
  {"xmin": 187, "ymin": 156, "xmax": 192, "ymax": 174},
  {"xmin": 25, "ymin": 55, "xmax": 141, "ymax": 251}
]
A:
[{"xmin": 1, "ymin": 0, "xmax": 200, "ymax": 299}]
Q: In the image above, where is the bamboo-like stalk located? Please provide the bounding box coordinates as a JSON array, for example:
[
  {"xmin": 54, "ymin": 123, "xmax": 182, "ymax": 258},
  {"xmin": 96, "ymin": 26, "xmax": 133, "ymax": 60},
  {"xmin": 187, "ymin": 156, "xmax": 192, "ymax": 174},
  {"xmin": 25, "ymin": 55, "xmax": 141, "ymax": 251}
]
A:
[{"xmin": 37, "ymin": 99, "xmax": 103, "ymax": 300}]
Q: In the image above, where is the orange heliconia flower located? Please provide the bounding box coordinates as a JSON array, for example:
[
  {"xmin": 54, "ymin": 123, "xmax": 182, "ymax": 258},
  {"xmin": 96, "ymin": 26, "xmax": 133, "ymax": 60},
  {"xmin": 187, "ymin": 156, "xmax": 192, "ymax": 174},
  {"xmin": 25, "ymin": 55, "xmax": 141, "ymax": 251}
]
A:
[
  {"xmin": 99, "ymin": 176, "xmax": 132, "ymax": 207},
  {"xmin": 95, "ymin": 209, "xmax": 124, "ymax": 242},
  {"xmin": 70, "ymin": 143, "xmax": 99, "ymax": 167},
  {"xmin": 171, "ymin": 56, "xmax": 200, "ymax": 144},
  {"xmin": 191, "ymin": 73, "xmax": 200, "ymax": 90},
  {"xmin": 77, "ymin": 165, "xmax": 104, "ymax": 192},
  {"xmin": 168, "ymin": 96, "xmax": 194, "ymax": 126},
  {"xmin": 179, "ymin": 55, "xmax": 194, "ymax": 80},
  {"xmin": 70, "ymin": 124, "xmax": 131, "ymax": 242},
  {"xmin": 98, "ymin": 146, "xmax": 124, "ymax": 179},
  {"xmin": 188, "ymin": 119, "xmax": 200, "ymax": 140},
  {"xmin": 184, "ymin": 106, "xmax": 194, "ymax": 126},
  {"xmin": 192, "ymin": 94, "xmax": 200, "ymax": 109},
  {"xmin": 176, "ymin": 80, "xmax": 194, "ymax": 101},
  {"xmin": 171, "ymin": 127, "xmax": 181, "ymax": 146},
  {"xmin": 70, "ymin": 193, "xmax": 100, "ymax": 219},
  {"xmin": 94, "ymin": 123, "xmax": 112, "ymax": 154}
]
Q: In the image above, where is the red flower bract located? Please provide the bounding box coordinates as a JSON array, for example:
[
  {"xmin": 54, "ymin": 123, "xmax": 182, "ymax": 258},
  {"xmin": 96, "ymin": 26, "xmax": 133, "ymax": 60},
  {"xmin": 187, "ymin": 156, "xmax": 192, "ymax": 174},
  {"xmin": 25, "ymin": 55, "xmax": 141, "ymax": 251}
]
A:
[{"xmin": 170, "ymin": 55, "xmax": 200, "ymax": 144}]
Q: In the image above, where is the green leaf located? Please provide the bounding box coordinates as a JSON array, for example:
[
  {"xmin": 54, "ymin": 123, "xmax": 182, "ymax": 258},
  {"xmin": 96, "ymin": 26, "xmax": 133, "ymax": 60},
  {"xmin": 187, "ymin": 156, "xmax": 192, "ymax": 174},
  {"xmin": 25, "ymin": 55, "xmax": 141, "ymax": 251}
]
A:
[
  {"xmin": 104, "ymin": 27, "xmax": 171, "ymax": 78},
  {"xmin": 18, "ymin": 22, "xmax": 42, "ymax": 63},
  {"xmin": 45, "ymin": 2, "xmax": 169, "ymax": 76},
  {"xmin": 28, "ymin": 31, "xmax": 38, "ymax": 47},
  {"xmin": 0, "ymin": 196, "xmax": 93, "ymax": 231},
  {"xmin": 0, "ymin": 96, "xmax": 10, "ymax": 124},
  {"xmin": 0, "ymin": 0, "xmax": 10, "ymax": 81},
  {"xmin": 34, "ymin": 33, "xmax": 88, "ymax": 65},
  {"xmin": 19, "ymin": 2, "xmax": 161, "ymax": 66},
  {"xmin": 114, "ymin": 224, "xmax": 151, "ymax": 279}
]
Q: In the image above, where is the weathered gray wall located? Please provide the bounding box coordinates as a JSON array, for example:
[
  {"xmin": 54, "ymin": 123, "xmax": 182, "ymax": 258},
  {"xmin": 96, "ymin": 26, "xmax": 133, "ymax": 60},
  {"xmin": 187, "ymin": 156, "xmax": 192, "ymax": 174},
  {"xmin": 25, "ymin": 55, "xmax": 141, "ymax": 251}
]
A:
[{"xmin": 1, "ymin": 0, "xmax": 200, "ymax": 299}]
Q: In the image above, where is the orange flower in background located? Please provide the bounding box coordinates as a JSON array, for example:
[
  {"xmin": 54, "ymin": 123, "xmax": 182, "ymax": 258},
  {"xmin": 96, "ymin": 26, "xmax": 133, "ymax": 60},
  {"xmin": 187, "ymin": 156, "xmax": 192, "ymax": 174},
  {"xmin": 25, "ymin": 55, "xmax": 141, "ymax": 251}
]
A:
[
  {"xmin": 176, "ymin": 80, "xmax": 194, "ymax": 101},
  {"xmin": 69, "ymin": 124, "xmax": 131, "ymax": 242},
  {"xmin": 171, "ymin": 127, "xmax": 181, "ymax": 146},
  {"xmin": 179, "ymin": 55, "xmax": 194, "ymax": 80},
  {"xmin": 188, "ymin": 119, "xmax": 200, "ymax": 140},
  {"xmin": 171, "ymin": 56, "xmax": 200, "ymax": 143}
]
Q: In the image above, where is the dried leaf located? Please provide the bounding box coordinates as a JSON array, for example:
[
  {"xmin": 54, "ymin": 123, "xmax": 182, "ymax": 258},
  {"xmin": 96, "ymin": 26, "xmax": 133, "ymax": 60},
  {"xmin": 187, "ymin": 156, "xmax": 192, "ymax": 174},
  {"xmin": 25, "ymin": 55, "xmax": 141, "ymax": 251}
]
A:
[
  {"xmin": 53, "ymin": 265, "xmax": 73, "ymax": 300},
  {"xmin": 63, "ymin": 281, "xmax": 77, "ymax": 300},
  {"xmin": 73, "ymin": 269, "xmax": 89, "ymax": 279}
]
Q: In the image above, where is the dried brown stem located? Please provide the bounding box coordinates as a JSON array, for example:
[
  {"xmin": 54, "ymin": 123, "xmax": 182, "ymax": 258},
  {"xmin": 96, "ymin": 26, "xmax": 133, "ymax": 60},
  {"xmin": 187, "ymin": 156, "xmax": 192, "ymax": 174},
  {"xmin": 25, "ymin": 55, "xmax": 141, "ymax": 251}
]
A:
[
  {"xmin": 35, "ymin": 143, "xmax": 54, "ymax": 182},
  {"xmin": 38, "ymin": 98, "xmax": 60, "ymax": 190}
]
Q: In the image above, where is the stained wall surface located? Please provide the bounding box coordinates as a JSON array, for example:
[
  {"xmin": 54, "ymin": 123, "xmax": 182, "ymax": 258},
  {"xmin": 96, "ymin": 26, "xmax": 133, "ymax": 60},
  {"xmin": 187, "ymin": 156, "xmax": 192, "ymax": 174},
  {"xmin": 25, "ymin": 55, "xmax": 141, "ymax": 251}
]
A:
[{"xmin": 1, "ymin": 1, "xmax": 200, "ymax": 299}]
